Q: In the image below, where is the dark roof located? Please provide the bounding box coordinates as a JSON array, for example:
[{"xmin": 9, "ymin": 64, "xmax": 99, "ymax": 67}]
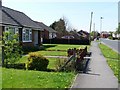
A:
[
  {"xmin": 35, "ymin": 21, "xmax": 57, "ymax": 33},
  {"xmin": 77, "ymin": 30, "xmax": 89, "ymax": 35},
  {"xmin": 1, "ymin": 10, "xmax": 19, "ymax": 26},
  {"xmin": 1, "ymin": 6, "xmax": 43, "ymax": 30}
]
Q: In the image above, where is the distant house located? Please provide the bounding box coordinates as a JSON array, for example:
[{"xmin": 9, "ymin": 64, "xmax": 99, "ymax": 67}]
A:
[
  {"xmin": 112, "ymin": 33, "xmax": 120, "ymax": 39},
  {"xmin": 0, "ymin": 5, "xmax": 43, "ymax": 47},
  {"xmin": 101, "ymin": 31, "xmax": 110, "ymax": 38},
  {"xmin": 35, "ymin": 21, "xmax": 57, "ymax": 39},
  {"xmin": 77, "ymin": 30, "xmax": 89, "ymax": 39}
]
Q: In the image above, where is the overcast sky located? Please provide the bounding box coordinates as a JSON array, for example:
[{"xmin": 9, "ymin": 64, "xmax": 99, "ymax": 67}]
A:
[{"xmin": 2, "ymin": 0, "xmax": 119, "ymax": 32}]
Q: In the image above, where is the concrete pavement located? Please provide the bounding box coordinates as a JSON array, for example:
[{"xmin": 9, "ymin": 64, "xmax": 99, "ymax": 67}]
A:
[{"xmin": 70, "ymin": 41, "xmax": 118, "ymax": 89}]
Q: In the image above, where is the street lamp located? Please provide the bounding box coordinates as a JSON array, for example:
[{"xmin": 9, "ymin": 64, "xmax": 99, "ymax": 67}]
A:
[{"xmin": 100, "ymin": 17, "xmax": 103, "ymax": 43}]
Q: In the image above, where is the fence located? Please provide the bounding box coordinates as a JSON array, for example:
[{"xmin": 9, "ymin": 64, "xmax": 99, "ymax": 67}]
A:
[{"xmin": 59, "ymin": 46, "xmax": 91, "ymax": 72}]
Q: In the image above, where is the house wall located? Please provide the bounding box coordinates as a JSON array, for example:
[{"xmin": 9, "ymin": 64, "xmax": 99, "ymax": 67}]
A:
[
  {"xmin": 22, "ymin": 42, "xmax": 34, "ymax": 47},
  {"xmin": 2, "ymin": 26, "xmax": 42, "ymax": 47},
  {"xmin": 43, "ymin": 29, "xmax": 49, "ymax": 39},
  {"xmin": 22, "ymin": 30, "xmax": 43, "ymax": 47},
  {"xmin": 38, "ymin": 31, "xmax": 43, "ymax": 45}
]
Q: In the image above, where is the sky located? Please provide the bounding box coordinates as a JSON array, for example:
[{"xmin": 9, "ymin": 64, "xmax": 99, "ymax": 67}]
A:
[{"xmin": 2, "ymin": 0, "xmax": 119, "ymax": 32}]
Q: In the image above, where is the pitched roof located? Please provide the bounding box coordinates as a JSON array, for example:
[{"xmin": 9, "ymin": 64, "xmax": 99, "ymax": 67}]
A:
[
  {"xmin": 35, "ymin": 21, "xmax": 57, "ymax": 33},
  {"xmin": 1, "ymin": 10, "xmax": 19, "ymax": 26},
  {"xmin": 1, "ymin": 6, "xmax": 43, "ymax": 30},
  {"xmin": 77, "ymin": 30, "xmax": 89, "ymax": 35}
]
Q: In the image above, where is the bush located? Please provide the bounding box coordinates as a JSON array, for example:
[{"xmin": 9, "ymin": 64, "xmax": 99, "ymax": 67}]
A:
[
  {"xmin": 26, "ymin": 52, "xmax": 49, "ymax": 71},
  {"xmin": 2, "ymin": 32, "xmax": 23, "ymax": 66},
  {"xmin": 3, "ymin": 63, "xmax": 25, "ymax": 69},
  {"xmin": 55, "ymin": 58, "xmax": 75, "ymax": 72},
  {"xmin": 108, "ymin": 36, "xmax": 113, "ymax": 40}
]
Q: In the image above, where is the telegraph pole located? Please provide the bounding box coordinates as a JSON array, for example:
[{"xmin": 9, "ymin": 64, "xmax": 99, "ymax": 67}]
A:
[
  {"xmin": 89, "ymin": 12, "xmax": 93, "ymax": 44},
  {"xmin": 93, "ymin": 23, "xmax": 95, "ymax": 39},
  {"xmin": 100, "ymin": 17, "xmax": 103, "ymax": 44}
]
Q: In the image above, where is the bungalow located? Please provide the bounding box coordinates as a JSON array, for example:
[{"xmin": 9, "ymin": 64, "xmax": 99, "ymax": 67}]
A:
[
  {"xmin": 0, "ymin": 5, "xmax": 43, "ymax": 47},
  {"xmin": 101, "ymin": 31, "xmax": 110, "ymax": 38},
  {"xmin": 35, "ymin": 21, "xmax": 57, "ymax": 39},
  {"xmin": 77, "ymin": 30, "xmax": 89, "ymax": 39}
]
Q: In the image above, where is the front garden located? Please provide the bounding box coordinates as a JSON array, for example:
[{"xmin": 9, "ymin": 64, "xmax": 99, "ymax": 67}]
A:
[{"xmin": 2, "ymin": 42, "xmax": 89, "ymax": 88}]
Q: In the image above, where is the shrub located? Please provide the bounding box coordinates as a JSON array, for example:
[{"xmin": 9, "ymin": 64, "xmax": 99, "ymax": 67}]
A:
[
  {"xmin": 4, "ymin": 63, "xmax": 26, "ymax": 69},
  {"xmin": 26, "ymin": 52, "xmax": 49, "ymax": 71},
  {"xmin": 2, "ymin": 32, "xmax": 23, "ymax": 66},
  {"xmin": 108, "ymin": 36, "xmax": 113, "ymax": 40},
  {"xmin": 55, "ymin": 58, "xmax": 75, "ymax": 72}
]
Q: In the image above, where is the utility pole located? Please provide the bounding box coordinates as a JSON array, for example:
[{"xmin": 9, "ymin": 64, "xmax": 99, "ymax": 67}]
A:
[
  {"xmin": 93, "ymin": 23, "xmax": 95, "ymax": 39},
  {"xmin": 89, "ymin": 12, "xmax": 93, "ymax": 44},
  {"xmin": 100, "ymin": 17, "xmax": 103, "ymax": 43}
]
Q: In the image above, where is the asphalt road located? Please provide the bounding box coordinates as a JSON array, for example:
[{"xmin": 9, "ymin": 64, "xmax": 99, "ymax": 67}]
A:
[{"xmin": 100, "ymin": 38, "xmax": 120, "ymax": 53}]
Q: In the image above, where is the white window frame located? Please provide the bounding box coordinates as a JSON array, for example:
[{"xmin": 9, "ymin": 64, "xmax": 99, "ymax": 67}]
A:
[
  {"xmin": 22, "ymin": 28, "xmax": 32, "ymax": 42},
  {"xmin": 5, "ymin": 26, "xmax": 19, "ymax": 40}
]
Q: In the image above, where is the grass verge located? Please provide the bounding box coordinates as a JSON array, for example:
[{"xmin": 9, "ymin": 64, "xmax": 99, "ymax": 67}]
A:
[{"xmin": 99, "ymin": 43, "xmax": 120, "ymax": 82}]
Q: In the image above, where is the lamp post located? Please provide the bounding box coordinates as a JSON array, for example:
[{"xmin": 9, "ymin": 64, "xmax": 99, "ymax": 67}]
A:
[
  {"xmin": 89, "ymin": 12, "xmax": 93, "ymax": 44},
  {"xmin": 100, "ymin": 17, "xmax": 103, "ymax": 43}
]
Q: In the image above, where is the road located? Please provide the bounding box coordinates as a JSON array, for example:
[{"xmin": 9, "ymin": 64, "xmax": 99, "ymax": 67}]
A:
[{"xmin": 100, "ymin": 38, "xmax": 120, "ymax": 53}]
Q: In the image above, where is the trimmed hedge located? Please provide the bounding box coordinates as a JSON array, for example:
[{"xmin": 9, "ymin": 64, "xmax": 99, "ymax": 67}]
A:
[
  {"xmin": 22, "ymin": 46, "xmax": 40, "ymax": 54},
  {"xmin": 26, "ymin": 52, "xmax": 49, "ymax": 71},
  {"xmin": 43, "ymin": 38, "xmax": 90, "ymax": 45},
  {"xmin": 3, "ymin": 63, "xmax": 26, "ymax": 69}
]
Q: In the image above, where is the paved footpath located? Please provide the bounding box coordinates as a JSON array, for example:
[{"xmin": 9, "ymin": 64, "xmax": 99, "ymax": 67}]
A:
[{"xmin": 71, "ymin": 41, "xmax": 118, "ymax": 89}]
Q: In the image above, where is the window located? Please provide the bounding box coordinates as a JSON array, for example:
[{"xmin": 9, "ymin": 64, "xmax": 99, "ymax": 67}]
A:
[
  {"xmin": 5, "ymin": 27, "xmax": 19, "ymax": 40},
  {"xmin": 22, "ymin": 28, "xmax": 32, "ymax": 42}
]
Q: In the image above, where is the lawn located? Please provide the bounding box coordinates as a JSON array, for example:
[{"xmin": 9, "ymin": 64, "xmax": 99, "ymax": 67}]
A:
[
  {"xmin": 36, "ymin": 51, "xmax": 67, "ymax": 56},
  {"xmin": 0, "ymin": 41, "xmax": 2, "ymax": 89},
  {"xmin": 19, "ymin": 44, "xmax": 90, "ymax": 65},
  {"xmin": 43, "ymin": 44, "xmax": 87, "ymax": 51},
  {"xmin": 35, "ymin": 44, "xmax": 89, "ymax": 56},
  {"xmin": 3, "ymin": 44, "xmax": 90, "ymax": 88},
  {"xmin": 0, "ymin": 41, "xmax": 2, "ymax": 65},
  {"xmin": 99, "ymin": 43, "xmax": 120, "ymax": 82},
  {"xmin": 2, "ymin": 68, "xmax": 75, "ymax": 88}
]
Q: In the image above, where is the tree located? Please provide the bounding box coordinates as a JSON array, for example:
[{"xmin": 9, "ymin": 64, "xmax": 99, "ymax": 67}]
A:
[
  {"xmin": 50, "ymin": 17, "xmax": 70, "ymax": 38},
  {"xmin": 2, "ymin": 31, "xmax": 23, "ymax": 66},
  {"xmin": 90, "ymin": 31, "xmax": 99, "ymax": 39},
  {"xmin": 116, "ymin": 23, "xmax": 120, "ymax": 34}
]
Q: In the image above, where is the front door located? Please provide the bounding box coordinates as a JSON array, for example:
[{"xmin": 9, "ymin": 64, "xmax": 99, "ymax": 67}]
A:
[{"xmin": 34, "ymin": 30, "xmax": 38, "ymax": 46}]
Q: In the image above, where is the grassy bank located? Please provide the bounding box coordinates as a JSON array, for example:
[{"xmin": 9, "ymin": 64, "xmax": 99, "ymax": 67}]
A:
[{"xmin": 99, "ymin": 43, "xmax": 120, "ymax": 82}]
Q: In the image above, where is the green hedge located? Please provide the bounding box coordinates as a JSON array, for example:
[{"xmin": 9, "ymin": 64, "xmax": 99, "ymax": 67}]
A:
[{"xmin": 3, "ymin": 63, "xmax": 25, "ymax": 69}]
